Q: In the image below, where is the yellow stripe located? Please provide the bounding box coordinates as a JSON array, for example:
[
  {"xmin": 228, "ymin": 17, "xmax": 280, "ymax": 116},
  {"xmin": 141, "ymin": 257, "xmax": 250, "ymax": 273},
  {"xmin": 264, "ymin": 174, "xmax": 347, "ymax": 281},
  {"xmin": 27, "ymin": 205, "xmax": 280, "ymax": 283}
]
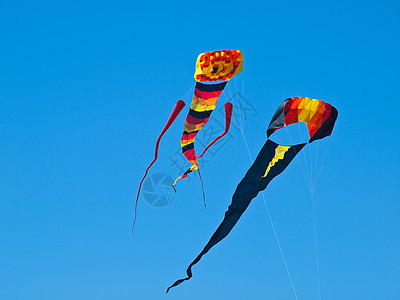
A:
[
  {"xmin": 297, "ymin": 97, "xmax": 307, "ymax": 110},
  {"xmin": 308, "ymin": 99, "xmax": 320, "ymax": 120},
  {"xmin": 192, "ymin": 95, "xmax": 219, "ymax": 106},
  {"xmin": 172, "ymin": 176, "xmax": 181, "ymax": 186},
  {"xmin": 298, "ymin": 97, "xmax": 312, "ymax": 123},
  {"xmin": 190, "ymin": 101, "xmax": 216, "ymax": 112},
  {"xmin": 183, "ymin": 127, "xmax": 196, "ymax": 133},
  {"xmin": 261, "ymin": 145, "xmax": 291, "ymax": 179},
  {"xmin": 184, "ymin": 122, "xmax": 207, "ymax": 132},
  {"xmin": 181, "ymin": 139, "xmax": 194, "ymax": 147},
  {"xmin": 224, "ymin": 62, "xmax": 234, "ymax": 77}
]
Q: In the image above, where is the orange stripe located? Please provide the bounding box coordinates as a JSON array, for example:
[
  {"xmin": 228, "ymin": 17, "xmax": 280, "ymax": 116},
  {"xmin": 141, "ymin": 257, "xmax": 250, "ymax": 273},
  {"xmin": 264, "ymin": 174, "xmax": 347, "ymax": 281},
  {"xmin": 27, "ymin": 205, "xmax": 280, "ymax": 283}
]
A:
[
  {"xmin": 192, "ymin": 95, "xmax": 219, "ymax": 106},
  {"xmin": 184, "ymin": 122, "xmax": 208, "ymax": 132}
]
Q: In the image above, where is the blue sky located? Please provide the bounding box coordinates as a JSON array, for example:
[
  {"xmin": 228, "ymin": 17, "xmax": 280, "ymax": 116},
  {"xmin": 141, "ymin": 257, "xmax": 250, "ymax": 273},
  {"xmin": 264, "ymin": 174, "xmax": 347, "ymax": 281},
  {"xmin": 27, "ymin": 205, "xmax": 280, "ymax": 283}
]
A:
[{"xmin": 1, "ymin": 0, "xmax": 399, "ymax": 299}]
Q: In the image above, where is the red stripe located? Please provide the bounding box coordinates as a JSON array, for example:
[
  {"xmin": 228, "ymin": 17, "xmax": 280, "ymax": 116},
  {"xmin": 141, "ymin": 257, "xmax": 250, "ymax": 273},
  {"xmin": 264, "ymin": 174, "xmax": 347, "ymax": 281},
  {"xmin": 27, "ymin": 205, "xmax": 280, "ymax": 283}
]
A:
[
  {"xmin": 181, "ymin": 132, "xmax": 197, "ymax": 143},
  {"xmin": 186, "ymin": 114, "xmax": 209, "ymax": 125},
  {"xmin": 197, "ymin": 102, "xmax": 233, "ymax": 159},
  {"xmin": 308, "ymin": 103, "xmax": 331, "ymax": 139},
  {"xmin": 194, "ymin": 88, "xmax": 223, "ymax": 100},
  {"xmin": 285, "ymin": 101, "xmax": 298, "ymax": 125},
  {"xmin": 321, "ymin": 103, "xmax": 332, "ymax": 124},
  {"xmin": 183, "ymin": 149, "xmax": 197, "ymax": 161},
  {"xmin": 308, "ymin": 126, "xmax": 320, "ymax": 138}
]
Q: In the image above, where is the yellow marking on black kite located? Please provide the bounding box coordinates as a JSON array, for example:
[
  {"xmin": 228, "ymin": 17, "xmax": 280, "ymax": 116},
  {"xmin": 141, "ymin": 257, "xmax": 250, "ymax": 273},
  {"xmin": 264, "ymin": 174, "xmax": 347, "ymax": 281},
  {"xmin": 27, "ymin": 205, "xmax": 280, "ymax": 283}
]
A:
[{"xmin": 261, "ymin": 145, "xmax": 291, "ymax": 179}]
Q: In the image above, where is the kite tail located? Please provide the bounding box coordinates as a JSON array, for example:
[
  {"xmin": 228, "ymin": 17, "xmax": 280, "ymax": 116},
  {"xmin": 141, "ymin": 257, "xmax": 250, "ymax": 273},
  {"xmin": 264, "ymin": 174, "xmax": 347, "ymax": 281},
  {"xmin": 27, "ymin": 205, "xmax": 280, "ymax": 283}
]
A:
[
  {"xmin": 197, "ymin": 169, "xmax": 206, "ymax": 208},
  {"xmin": 171, "ymin": 163, "xmax": 198, "ymax": 188},
  {"xmin": 167, "ymin": 238, "xmax": 211, "ymax": 293},
  {"xmin": 166, "ymin": 258, "xmax": 198, "ymax": 293},
  {"xmin": 132, "ymin": 100, "xmax": 186, "ymax": 235},
  {"xmin": 197, "ymin": 102, "xmax": 233, "ymax": 159},
  {"xmin": 172, "ymin": 168, "xmax": 191, "ymax": 187},
  {"xmin": 172, "ymin": 174, "xmax": 185, "ymax": 187},
  {"xmin": 171, "ymin": 168, "xmax": 206, "ymax": 207}
]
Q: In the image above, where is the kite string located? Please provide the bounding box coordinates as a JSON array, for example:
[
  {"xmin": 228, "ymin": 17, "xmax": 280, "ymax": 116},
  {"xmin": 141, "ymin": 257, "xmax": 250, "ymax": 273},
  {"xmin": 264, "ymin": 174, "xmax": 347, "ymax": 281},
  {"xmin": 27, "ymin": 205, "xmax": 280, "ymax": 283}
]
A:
[
  {"xmin": 240, "ymin": 130, "xmax": 299, "ymax": 300},
  {"xmin": 234, "ymin": 76, "xmax": 244, "ymax": 131},
  {"xmin": 309, "ymin": 130, "xmax": 313, "ymax": 192},
  {"xmin": 313, "ymin": 140, "xmax": 320, "ymax": 191},
  {"xmin": 197, "ymin": 169, "xmax": 206, "ymax": 207},
  {"xmin": 263, "ymin": 194, "xmax": 299, "ymax": 300},
  {"xmin": 240, "ymin": 79, "xmax": 244, "ymax": 131},
  {"xmin": 312, "ymin": 193, "xmax": 321, "ymax": 300},
  {"xmin": 296, "ymin": 125, "xmax": 312, "ymax": 190},
  {"xmin": 180, "ymin": 86, "xmax": 194, "ymax": 102},
  {"xmin": 284, "ymin": 126, "xmax": 312, "ymax": 193},
  {"xmin": 284, "ymin": 126, "xmax": 333, "ymax": 299},
  {"xmin": 221, "ymin": 78, "xmax": 242, "ymax": 131},
  {"xmin": 312, "ymin": 136, "xmax": 332, "ymax": 194},
  {"xmin": 310, "ymin": 137, "xmax": 333, "ymax": 299}
]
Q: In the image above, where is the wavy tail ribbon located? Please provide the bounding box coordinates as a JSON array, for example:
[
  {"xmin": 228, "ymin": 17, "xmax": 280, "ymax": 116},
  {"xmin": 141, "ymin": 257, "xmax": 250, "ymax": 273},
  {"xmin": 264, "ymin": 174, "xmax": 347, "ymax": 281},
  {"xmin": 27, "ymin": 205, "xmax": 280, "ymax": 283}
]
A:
[
  {"xmin": 132, "ymin": 100, "xmax": 186, "ymax": 235},
  {"xmin": 172, "ymin": 101, "xmax": 233, "ymax": 191},
  {"xmin": 197, "ymin": 102, "xmax": 233, "ymax": 159}
]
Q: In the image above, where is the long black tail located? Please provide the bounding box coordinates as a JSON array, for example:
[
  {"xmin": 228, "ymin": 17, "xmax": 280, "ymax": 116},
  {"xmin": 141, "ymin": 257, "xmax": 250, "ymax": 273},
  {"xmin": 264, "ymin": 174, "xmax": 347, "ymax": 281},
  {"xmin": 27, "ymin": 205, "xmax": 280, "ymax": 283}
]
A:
[{"xmin": 166, "ymin": 262, "xmax": 194, "ymax": 293}]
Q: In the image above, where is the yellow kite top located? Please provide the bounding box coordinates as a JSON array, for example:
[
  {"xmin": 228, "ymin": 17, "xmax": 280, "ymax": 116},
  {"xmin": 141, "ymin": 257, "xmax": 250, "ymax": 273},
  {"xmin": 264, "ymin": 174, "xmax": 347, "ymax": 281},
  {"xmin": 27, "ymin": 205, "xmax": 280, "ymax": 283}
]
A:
[{"xmin": 194, "ymin": 50, "xmax": 243, "ymax": 82}]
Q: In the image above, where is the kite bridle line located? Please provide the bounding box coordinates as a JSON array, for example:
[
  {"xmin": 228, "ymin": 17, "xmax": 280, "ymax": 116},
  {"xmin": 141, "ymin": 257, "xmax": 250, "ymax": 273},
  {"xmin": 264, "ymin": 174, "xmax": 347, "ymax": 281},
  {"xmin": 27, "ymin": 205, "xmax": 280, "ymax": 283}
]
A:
[{"xmin": 284, "ymin": 123, "xmax": 334, "ymax": 300}]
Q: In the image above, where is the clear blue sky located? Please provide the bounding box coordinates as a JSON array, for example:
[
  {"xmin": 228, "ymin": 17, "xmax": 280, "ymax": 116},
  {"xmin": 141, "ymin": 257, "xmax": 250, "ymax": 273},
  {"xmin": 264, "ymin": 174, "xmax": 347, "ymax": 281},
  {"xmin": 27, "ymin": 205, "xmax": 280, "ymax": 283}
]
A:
[{"xmin": 1, "ymin": 0, "xmax": 399, "ymax": 299}]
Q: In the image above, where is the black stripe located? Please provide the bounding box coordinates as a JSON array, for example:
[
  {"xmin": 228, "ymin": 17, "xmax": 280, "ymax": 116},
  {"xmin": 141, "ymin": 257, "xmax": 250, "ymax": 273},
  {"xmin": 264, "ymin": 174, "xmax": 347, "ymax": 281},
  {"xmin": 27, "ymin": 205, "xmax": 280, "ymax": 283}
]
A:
[
  {"xmin": 182, "ymin": 143, "xmax": 194, "ymax": 153},
  {"xmin": 188, "ymin": 108, "xmax": 212, "ymax": 119},
  {"xmin": 195, "ymin": 81, "xmax": 227, "ymax": 93},
  {"xmin": 184, "ymin": 168, "xmax": 194, "ymax": 175},
  {"xmin": 183, "ymin": 130, "xmax": 198, "ymax": 136},
  {"xmin": 267, "ymin": 98, "xmax": 290, "ymax": 138}
]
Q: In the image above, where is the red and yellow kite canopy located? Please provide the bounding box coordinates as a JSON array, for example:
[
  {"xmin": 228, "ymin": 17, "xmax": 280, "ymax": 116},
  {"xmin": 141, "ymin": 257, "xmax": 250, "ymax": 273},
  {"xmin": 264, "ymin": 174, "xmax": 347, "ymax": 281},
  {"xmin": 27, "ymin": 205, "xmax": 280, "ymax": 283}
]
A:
[{"xmin": 194, "ymin": 50, "xmax": 243, "ymax": 82}]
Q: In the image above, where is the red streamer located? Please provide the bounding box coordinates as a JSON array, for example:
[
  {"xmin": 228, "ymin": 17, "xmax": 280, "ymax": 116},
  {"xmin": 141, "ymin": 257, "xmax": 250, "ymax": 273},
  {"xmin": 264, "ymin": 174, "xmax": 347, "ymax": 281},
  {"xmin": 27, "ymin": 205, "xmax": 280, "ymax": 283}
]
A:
[
  {"xmin": 197, "ymin": 102, "xmax": 233, "ymax": 159},
  {"xmin": 132, "ymin": 100, "xmax": 186, "ymax": 235}
]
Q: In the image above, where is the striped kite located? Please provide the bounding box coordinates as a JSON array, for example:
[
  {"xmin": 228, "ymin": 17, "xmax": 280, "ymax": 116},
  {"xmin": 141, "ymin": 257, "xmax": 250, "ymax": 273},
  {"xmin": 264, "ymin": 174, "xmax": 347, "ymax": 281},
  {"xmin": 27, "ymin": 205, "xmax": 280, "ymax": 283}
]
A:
[
  {"xmin": 172, "ymin": 50, "xmax": 243, "ymax": 194},
  {"xmin": 133, "ymin": 50, "xmax": 243, "ymax": 234}
]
